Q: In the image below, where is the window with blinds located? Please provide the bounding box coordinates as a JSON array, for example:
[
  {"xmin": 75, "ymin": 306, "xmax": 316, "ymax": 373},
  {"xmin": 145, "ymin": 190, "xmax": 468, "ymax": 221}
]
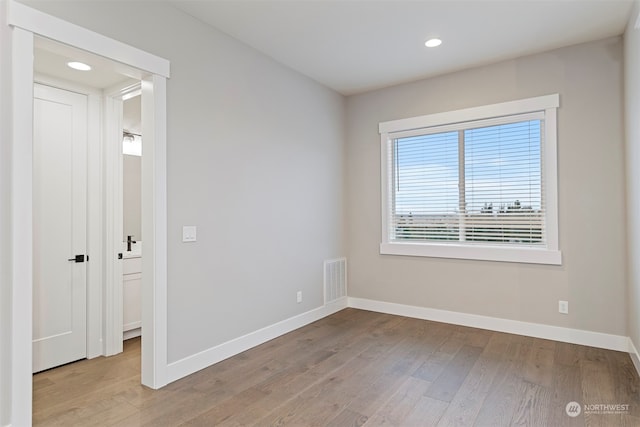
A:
[
  {"xmin": 379, "ymin": 95, "xmax": 561, "ymax": 265},
  {"xmin": 392, "ymin": 114, "xmax": 544, "ymax": 245}
]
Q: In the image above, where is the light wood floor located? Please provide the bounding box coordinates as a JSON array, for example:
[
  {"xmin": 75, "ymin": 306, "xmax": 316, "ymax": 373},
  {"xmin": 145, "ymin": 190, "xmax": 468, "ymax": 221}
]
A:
[{"xmin": 34, "ymin": 308, "xmax": 640, "ymax": 426}]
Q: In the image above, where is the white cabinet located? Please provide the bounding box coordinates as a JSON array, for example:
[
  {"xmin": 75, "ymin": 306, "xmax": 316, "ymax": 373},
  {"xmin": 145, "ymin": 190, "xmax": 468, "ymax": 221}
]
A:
[
  {"xmin": 123, "ymin": 256, "xmax": 141, "ymax": 338},
  {"xmin": 123, "ymin": 256, "xmax": 141, "ymax": 275}
]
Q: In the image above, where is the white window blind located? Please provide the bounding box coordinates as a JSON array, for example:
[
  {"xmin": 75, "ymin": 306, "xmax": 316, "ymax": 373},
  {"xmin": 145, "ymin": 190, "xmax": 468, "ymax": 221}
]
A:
[
  {"xmin": 379, "ymin": 94, "xmax": 561, "ymax": 265},
  {"xmin": 390, "ymin": 114, "xmax": 544, "ymax": 246},
  {"xmin": 464, "ymin": 118, "xmax": 544, "ymax": 245}
]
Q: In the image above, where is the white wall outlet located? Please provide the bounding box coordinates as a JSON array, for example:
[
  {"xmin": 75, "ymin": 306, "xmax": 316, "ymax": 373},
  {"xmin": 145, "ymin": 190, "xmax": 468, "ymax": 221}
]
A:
[
  {"xmin": 559, "ymin": 300, "xmax": 569, "ymax": 314},
  {"xmin": 296, "ymin": 291, "xmax": 302, "ymax": 304},
  {"xmin": 182, "ymin": 225, "xmax": 197, "ymax": 242}
]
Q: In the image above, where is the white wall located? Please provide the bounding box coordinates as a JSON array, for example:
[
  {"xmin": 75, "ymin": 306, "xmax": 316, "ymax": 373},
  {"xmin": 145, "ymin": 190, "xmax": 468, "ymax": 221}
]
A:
[
  {"xmin": 123, "ymin": 96, "xmax": 141, "ymax": 241},
  {"xmin": 19, "ymin": 1, "xmax": 346, "ymax": 364},
  {"xmin": 123, "ymin": 154, "xmax": 141, "ymax": 242},
  {"xmin": 0, "ymin": 1, "xmax": 12, "ymax": 422},
  {"xmin": 346, "ymin": 37, "xmax": 627, "ymax": 336},
  {"xmin": 625, "ymin": 2, "xmax": 640, "ymax": 354}
]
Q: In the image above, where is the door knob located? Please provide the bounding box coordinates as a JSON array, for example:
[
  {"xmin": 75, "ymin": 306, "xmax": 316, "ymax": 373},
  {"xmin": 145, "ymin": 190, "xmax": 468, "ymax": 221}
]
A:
[{"xmin": 68, "ymin": 254, "xmax": 85, "ymax": 263}]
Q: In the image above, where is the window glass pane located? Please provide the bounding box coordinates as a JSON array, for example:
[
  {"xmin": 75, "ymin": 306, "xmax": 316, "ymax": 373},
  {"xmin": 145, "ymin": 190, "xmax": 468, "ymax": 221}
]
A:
[
  {"xmin": 464, "ymin": 120, "xmax": 544, "ymax": 244},
  {"xmin": 390, "ymin": 119, "xmax": 544, "ymax": 246},
  {"xmin": 393, "ymin": 131, "xmax": 459, "ymax": 241}
]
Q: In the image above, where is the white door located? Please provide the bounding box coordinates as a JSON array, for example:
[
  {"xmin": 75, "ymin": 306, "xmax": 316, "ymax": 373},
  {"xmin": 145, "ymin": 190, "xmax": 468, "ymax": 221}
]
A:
[{"xmin": 33, "ymin": 83, "xmax": 88, "ymax": 373}]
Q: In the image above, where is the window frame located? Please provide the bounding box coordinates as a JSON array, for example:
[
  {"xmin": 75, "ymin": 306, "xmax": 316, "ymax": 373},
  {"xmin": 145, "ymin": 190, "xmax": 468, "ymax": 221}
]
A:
[{"xmin": 379, "ymin": 94, "xmax": 562, "ymax": 265}]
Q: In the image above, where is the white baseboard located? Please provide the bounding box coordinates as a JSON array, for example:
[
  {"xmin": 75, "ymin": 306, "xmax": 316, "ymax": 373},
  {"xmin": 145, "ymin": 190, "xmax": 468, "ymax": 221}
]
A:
[
  {"xmin": 123, "ymin": 327, "xmax": 141, "ymax": 341},
  {"xmin": 166, "ymin": 297, "xmax": 348, "ymax": 384},
  {"xmin": 628, "ymin": 338, "xmax": 640, "ymax": 378},
  {"xmin": 164, "ymin": 294, "xmax": 635, "ymax": 387},
  {"xmin": 348, "ymin": 297, "xmax": 629, "ymax": 352}
]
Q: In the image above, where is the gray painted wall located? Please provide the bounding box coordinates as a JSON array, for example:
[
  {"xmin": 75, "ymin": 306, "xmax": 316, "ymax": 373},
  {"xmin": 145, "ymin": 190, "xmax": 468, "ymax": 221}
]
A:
[
  {"xmin": 123, "ymin": 95, "xmax": 142, "ymax": 241},
  {"xmin": 346, "ymin": 37, "xmax": 627, "ymax": 336},
  {"xmin": 123, "ymin": 154, "xmax": 141, "ymax": 242},
  {"xmin": 625, "ymin": 1, "xmax": 640, "ymax": 353},
  {"xmin": 22, "ymin": 0, "xmax": 346, "ymax": 363}
]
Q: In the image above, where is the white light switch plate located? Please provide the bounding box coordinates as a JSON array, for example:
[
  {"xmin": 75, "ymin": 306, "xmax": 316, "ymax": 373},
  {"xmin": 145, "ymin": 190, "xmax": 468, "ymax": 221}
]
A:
[{"xmin": 182, "ymin": 226, "xmax": 197, "ymax": 242}]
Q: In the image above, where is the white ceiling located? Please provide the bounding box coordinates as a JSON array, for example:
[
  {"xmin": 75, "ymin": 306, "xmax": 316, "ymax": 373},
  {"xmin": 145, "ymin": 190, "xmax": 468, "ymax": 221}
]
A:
[
  {"xmin": 172, "ymin": 0, "xmax": 635, "ymax": 95},
  {"xmin": 34, "ymin": 36, "xmax": 139, "ymax": 89}
]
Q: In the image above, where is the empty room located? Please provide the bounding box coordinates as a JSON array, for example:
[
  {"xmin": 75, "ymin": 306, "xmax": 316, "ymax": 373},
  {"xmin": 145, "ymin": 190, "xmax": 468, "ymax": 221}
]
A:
[{"xmin": 3, "ymin": 0, "xmax": 640, "ymax": 426}]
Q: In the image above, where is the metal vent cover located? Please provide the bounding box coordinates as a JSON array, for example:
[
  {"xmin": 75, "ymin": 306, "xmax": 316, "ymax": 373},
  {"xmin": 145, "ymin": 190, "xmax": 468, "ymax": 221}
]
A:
[{"xmin": 324, "ymin": 257, "xmax": 347, "ymax": 304}]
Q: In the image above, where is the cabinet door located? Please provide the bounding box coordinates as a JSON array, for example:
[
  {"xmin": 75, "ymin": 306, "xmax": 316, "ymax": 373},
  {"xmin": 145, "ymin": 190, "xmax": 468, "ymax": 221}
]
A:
[{"xmin": 123, "ymin": 273, "xmax": 142, "ymax": 332}]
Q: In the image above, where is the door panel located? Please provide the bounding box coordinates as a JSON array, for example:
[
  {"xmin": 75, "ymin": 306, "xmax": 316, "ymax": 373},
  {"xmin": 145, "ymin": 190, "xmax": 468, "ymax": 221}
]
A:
[{"xmin": 33, "ymin": 83, "xmax": 88, "ymax": 373}]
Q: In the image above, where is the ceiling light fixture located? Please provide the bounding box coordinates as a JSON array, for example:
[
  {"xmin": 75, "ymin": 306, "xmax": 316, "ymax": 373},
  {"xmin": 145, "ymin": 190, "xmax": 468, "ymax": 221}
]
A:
[
  {"xmin": 425, "ymin": 38, "xmax": 442, "ymax": 48},
  {"xmin": 67, "ymin": 61, "xmax": 92, "ymax": 71}
]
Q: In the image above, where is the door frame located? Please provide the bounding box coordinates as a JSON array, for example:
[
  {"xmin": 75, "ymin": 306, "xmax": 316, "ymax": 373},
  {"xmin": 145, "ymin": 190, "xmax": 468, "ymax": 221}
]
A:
[
  {"xmin": 104, "ymin": 80, "xmax": 142, "ymax": 356},
  {"xmin": 7, "ymin": 1, "xmax": 170, "ymax": 424}
]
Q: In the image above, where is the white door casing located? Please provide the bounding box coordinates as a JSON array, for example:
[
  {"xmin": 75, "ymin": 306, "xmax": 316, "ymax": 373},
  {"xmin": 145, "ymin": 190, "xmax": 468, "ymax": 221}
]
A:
[
  {"xmin": 32, "ymin": 83, "xmax": 87, "ymax": 373},
  {"xmin": 104, "ymin": 81, "xmax": 129, "ymax": 356}
]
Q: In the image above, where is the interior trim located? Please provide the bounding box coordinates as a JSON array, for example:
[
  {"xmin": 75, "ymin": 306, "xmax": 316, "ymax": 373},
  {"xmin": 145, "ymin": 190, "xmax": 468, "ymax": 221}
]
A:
[{"xmin": 349, "ymin": 297, "xmax": 629, "ymax": 352}]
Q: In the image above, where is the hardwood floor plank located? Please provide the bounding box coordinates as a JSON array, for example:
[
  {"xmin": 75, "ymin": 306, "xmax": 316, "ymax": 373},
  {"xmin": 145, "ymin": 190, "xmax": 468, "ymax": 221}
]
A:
[
  {"xmin": 436, "ymin": 352, "xmax": 502, "ymax": 426},
  {"xmin": 288, "ymin": 332, "xmax": 409, "ymax": 409},
  {"xmin": 554, "ymin": 341, "xmax": 587, "ymax": 367},
  {"xmin": 33, "ymin": 385, "xmax": 141, "ymax": 426},
  {"xmin": 470, "ymin": 339, "xmax": 533, "ymax": 426},
  {"xmin": 605, "ymin": 349, "xmax": 640, "ymax": 418},
  {"xmin": 250, "ymin": 394, "xmax": 341, "ymax": 426},
  {"xmin": 180, "ymin": 386, "xmax": 269, "ymax": 425},
  {"xmin": 235, "ymin": 318, "xmax": 405, "ymax": 424},
  {"xmin": 363, "ymin": 376, "xmax": 432, "ymax": 426},
  {"xmin": 546, "ymin": 364, "xmax": 583, "ymax": 427},
  {"xmin": 479, "ymin": 331, "xmax": 512, "ymax": 358},
  {"xmin": 345, "ymin": 328, "xmax": 440, "ymax": 416},
  {"xmin": 509, "ymin": 380, "xmax": 551, "ymax": 426},
  {"xmin": 464, "ymin": 328, "xmax": 493, "ymax": 349},
  {"xmin": 473, "ymin": 375, "xmax": 527, "ymax": 427},
  {"xmin": 581, "ymin": 358, "xmax": 625, "ymax": 427},
  {"xmin": 413, "ymin": 350, "xmax": 455, "ymax": 383},
  {"xmin": 402, "ymin": 396, "xmax": 449, "ymax": 426},
  {"xmin": 424, "ymin": 345, "xmax": 483, "ymax": 403},
  {"xmin": 521, "ymin": 338, "xmax": 556, "ymax": 388},
  {"xmin": 32, "ymin": 309, "xmax": 640, "ymax": 427},
  {"xmin": 33, "ymin": 354, "xmax": 139, "ymax": 411},
  {"xmin": 326, "ymin": 408, "xmax": 369, "ymax": 427}
]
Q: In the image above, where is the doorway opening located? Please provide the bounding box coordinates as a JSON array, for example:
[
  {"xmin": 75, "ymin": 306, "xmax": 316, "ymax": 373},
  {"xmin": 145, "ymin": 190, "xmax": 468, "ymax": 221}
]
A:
[
  {"xmin": 9, "ymin": 3, "xmax": 170, "ymax": 423},
  {"xmin": 122, "ymin": 92, "xmax": 143, "ymax": 342},
  {"xmin": 32, "ymin": 36, "xmax": 144, "ymax": 370}
]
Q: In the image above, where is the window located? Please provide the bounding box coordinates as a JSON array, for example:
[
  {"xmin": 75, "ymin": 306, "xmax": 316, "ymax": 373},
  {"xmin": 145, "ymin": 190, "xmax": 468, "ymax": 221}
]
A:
[{"xmin": 379, "ymin": 95, "xmax": 561, "ymax": 265}]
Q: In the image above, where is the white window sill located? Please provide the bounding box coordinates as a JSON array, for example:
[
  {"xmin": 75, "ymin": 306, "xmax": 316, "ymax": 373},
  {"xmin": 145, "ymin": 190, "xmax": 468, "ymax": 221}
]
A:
[{"xmin": 380, "ymin": 242, "xmax": 562, "ymax": 265}]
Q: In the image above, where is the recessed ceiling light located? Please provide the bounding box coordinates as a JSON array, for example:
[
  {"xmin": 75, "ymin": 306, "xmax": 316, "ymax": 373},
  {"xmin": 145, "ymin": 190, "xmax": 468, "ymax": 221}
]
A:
[
  {"xmin": 425, "ymin": 38, "xmax": 442, "ymax": 48},
  {"xmin": 67, "ymin": 61, "xmax": 91, "ymax": 71}
]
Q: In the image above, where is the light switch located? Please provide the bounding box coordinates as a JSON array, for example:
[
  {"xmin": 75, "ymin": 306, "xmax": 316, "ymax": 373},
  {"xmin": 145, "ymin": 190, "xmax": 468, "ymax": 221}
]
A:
[{"xmin": 182, "ymin": 226, "xmax": 197, "ymax": 242}]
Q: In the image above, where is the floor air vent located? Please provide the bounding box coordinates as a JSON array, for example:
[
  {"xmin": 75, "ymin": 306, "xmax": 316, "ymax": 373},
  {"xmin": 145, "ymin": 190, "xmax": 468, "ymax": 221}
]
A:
[{"xmin": 324, "ymin": 257, "xmax": 347, "ymax": 304}]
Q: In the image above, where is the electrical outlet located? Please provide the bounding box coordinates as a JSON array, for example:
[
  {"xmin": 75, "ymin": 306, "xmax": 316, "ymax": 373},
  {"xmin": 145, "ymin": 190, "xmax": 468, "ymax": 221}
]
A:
[
  {"xmin": 559, "ymin": 300, "xmax": 569, "ymax": 314},
  {"xmin": 296, "ymin": 291, "xmax": 302, "ymax": 304}
]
